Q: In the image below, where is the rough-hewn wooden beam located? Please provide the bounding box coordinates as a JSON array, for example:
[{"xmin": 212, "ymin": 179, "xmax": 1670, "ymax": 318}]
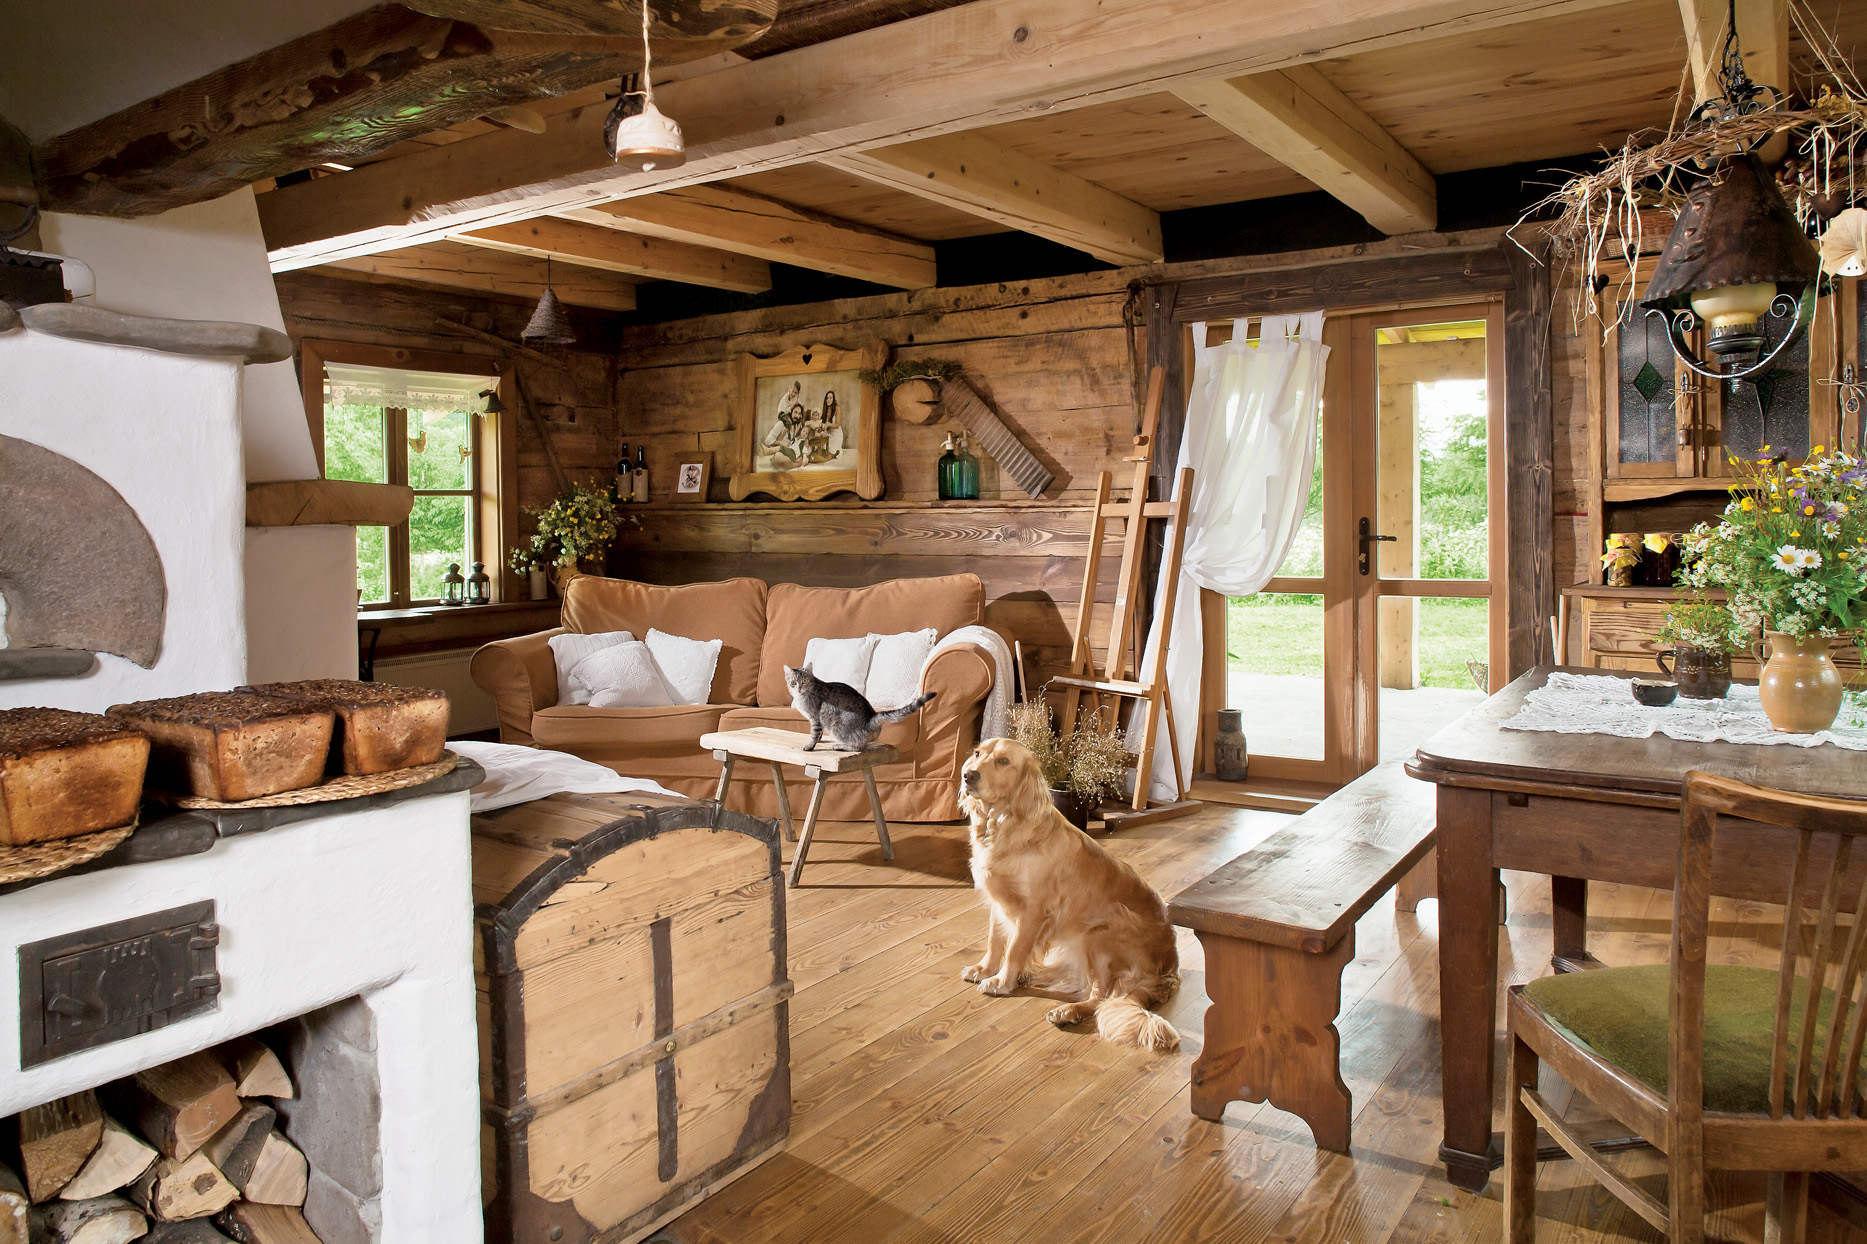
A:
[
  {"xmin": 1678, "ymin": 0, "xmax": 1787, "ymax": 103},
  {"xmin": 319, "ymin": 240, "xmax": 638, "ymax": 310},
  {"xmin": 558, "ymin": 185, "xmax": 936, "ymax": 288},
  {"xmin": 1173, "ymin": 65, "xmax": 1436, "ymax": 235},
  {"xmin": 247, "ymin": 480, "xmax": 414, "ymax": 527},
  {"xmin": 822, "ymin": 134, "xmax": 1162, "ymax": 265},
  {"xmin": 406, "ymin": 0, "xmax": 768, "ymax": 37},
  {"xmin": 257, "ymin": 0, "xmax": 1626, "ymax": 269},
  {"xmin": 34, "ymin": 0, "xmax": 776, "ymax": 218},
  {"xmin": 453, "ymin": 216, "xmax": 771, "ymax": 291}
]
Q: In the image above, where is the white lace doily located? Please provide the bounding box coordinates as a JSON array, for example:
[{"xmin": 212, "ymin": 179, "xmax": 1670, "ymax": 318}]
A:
[{"xmin": 1501, "ymin": 673, "xmax": 1867, "ymax": 750}]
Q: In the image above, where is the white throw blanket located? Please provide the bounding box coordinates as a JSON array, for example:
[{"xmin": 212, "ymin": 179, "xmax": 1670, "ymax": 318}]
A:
[
  {"xmin": 451, "ymin": 740, "xmax": 680, "ymax": 813},
  {"xmin": 924, "ymin": 624, "xmax": 1015, "ymax": 741}
]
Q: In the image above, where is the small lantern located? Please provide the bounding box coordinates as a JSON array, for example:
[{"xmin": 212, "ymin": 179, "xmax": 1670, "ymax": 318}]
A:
[
  {"xmin": 467, "ymin": 561, "xmax": 491, "ymax": 606},
  {"xmin": 442, "ymin": 562, "xmax": 466, "ymax": 606}
]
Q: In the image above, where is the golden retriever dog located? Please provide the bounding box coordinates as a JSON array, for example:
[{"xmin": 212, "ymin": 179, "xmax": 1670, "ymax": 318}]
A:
[{"xmin": 957, "ymin": 737, "xmax": 1180, "ymax": 1051}]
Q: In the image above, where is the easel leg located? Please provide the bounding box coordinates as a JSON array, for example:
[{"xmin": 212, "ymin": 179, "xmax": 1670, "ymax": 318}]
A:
[
  {"xmin": 1129, "ymin": 695, "xmax": 1156, "ymax": 812},
  {"xmin": 1191, "ymin": 929, "xmax": 1356, "ymax": 1153},
  {"xmin": 769, "ymin": 762, "xmax": 796, "ymax": 842},
  {"xmin": 860, "ymin": 768, "xmax": 894, "ymax": 862},
  {"xmin": 787, "ymin": 768, "xmax": 830, "ymax": 888},
  {"xmin": 711, "ymin": 752, "xmax": 735, "ymax": 806}
]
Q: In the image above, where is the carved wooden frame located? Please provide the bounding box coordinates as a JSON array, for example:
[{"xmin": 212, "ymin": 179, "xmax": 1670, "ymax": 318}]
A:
[{"xmin": 730, "ymin": 340, "xmax": 886, "ymax": 501}]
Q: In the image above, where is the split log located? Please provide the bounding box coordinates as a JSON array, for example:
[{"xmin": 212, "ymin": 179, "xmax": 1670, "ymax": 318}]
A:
[
  {"xmin": 18, "ymin": 1093, "xmax": 103, "ymax": 1201},
  {"xmin": 199, "ymin": 1104, "xmax": 276, "ymax": 1190},
  {"xmin": 0, "ymin": 1163, "xmax": 27, "ymax": 1244},
  {"xmin": 215, "ymin": 1203, "xmax": 322, "ymax": 1244},
  {"xmin": 31, "ymin": 1195, "xmax": 146, "ymax": 1244},
  {"xmin": 57, "ymin": 1118, "xmax": 156, "ymax": 1201},
  {"xmin": 240, "ymin": 1134, "xmax": 308, "ymax": 1208},
  {"xmin": 215, "ymin": 1038, "xmax": 294, "ymax": 1100},
  {"xmin": 145, "ymin": 1222, "xmax": 235, "ymax": 1244},
  {"xmin": 113, "ymin": 1052, "xmax": 241, "ymax": 1161},
  {"xmin": 34, "ymin": 1, "xmax": 776, "ymax": 217},
  {"xmin": 126, "ymin": 1152, "xmax": 238, "ymax": 1223}
]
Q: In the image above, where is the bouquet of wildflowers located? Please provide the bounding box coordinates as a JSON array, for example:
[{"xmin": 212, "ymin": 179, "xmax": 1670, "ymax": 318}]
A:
[
  {"xmin": 523, "ymin": 481, "xmax": 624, "ymax": 564},
  {"xmin": 1658, "ymin": 592, "xmax": 1749, "ymax": 652},
  {"xmin": 1679, "ymin": 448, "xmax": 1867, "ymax": 639}
]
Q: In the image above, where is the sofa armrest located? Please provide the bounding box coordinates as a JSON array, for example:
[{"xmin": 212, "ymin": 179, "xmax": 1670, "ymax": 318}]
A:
[
  {"xmin": 470, "ymin": 627, "xmax": 566, "ymax": 745},
  {"xmin": 915, "ymin": 642, "xmax": 995, "ymax": 779}
]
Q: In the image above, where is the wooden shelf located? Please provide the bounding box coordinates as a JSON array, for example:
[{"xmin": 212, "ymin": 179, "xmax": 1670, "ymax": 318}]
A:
[
  {"xmin": 1602, "ymin": 478, "xmax": 1736, "ymax": 503},
  {"xmin": 626, "ymin": 498, "xmax": 1100, "ymax": 513}
]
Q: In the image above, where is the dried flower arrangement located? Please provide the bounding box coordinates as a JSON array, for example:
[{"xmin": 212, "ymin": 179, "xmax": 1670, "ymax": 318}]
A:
[
  {"xmin": 1005, "ymin": 699, "xmax": 1132, "ymax": 803},
  {"xmin": 857, "ymin": 358, "xmax": 964, "ymax": 393}
]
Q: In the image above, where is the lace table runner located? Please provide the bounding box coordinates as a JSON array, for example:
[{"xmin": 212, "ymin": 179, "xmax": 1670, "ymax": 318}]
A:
[{"xmin": 1500, "ymin": 672, "xmax": 1867, "ymax": 750}]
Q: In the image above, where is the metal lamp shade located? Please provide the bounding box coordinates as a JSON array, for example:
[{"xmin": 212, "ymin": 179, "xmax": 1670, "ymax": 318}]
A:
[
  {"xmin": 522, "ymin": 285, "xmax": 576, "ymax": 344},
  {"xmin": 609, "ymin": 99, "xmax": 685, "ymax": 172},
  {"xmin": 1640, "ymin": 155, "xmax": 1821, "ymax": 313}
]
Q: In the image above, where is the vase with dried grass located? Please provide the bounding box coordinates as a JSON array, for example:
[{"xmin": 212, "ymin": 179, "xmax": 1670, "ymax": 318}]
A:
[{"xmin": 1005, "ymin": 699, "xmax": 1131, "ymax": 830}]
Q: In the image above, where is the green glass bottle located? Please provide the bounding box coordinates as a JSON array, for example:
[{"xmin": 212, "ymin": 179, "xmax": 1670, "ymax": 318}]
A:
[
  {"xmin": 951, "ymin": 433, "xmax": 980, "ymax": 500},
  {"xmin": 937, "ymin": 433, "xmax": 959, "ymax": 500}
]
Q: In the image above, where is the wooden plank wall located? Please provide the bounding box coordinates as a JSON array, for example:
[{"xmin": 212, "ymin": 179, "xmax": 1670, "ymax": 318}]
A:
[
  {"xmin": 1550, "ymin": 279, "xmax": 1594, "ymax": 594},
  {"xmin": 609, "ymin": 274, "xmax": 1145, "ymax": 686}
]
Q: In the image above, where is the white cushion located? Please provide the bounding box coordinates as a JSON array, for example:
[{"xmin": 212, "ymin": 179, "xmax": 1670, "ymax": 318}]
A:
[
  {"xmin": 645, "ymin": 629, "xmax": 724, "ymax": 705},
  {"xmin": 549, "ymin": 630, "xmax": 634, "ymax": 705},
  {"xmin": 570, "ymin": 641, "xmax": 678, "ymax": 709},
  {"xmin": 449, "ymin": 740, "xmax": 678, "ymax": 813},
  {"xmin": 866, "ymin": 628, "xmax": 938, "ymax": 710},
  {"xmin": 802, "ymin": 634, "xmax": 879, "ymax": 692}
]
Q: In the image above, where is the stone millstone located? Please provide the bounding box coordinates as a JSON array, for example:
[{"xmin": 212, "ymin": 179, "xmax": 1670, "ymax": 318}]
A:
[
  {"xmin": 0, "ymin": 434, "xmax": 166, "ymax": 667},
  {"xmin": 19, "ymin": 303, "xmax": 292, "ymax": 364}
]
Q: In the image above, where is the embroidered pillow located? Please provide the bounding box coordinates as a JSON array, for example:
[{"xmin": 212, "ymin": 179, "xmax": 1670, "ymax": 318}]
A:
[
  {"xmin": 801, "ymin": 635, "xmax": 880, "ymax": 693},
  {"xmin": 570, "ymin": 640, "xmax": 678, "ymax": 709},
  {"xmin": 865, "ymin": 628, "xmax": 939, "ymax": 710},
  {"xmin": 549, "ymin": 630, "xmax": 635, "ymax": 705},
  {"xmin": 645, "ymin": 629, "xmax": 725, "ymax": 705}
]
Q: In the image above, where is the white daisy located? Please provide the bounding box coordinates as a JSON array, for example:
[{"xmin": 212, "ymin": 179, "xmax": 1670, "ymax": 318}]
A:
[
  {"xmin": 1773, "ymin": 545, "xmax": 1802, "ymax": 573},
  {"xmin": 1797, "ymin": 548, "xmax": 1824, "ymax": 572}
]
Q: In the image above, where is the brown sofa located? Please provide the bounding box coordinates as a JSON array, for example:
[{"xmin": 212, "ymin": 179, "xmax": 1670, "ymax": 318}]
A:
[{"xmin": 469, "ymin": 573, "xmax": 994, "ymax": 822}]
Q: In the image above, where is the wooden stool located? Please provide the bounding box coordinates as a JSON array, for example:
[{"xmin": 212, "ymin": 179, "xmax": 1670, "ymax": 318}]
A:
[{"xmin": 700, "ymin": 727, "xmax": 898, "ymax": 887}]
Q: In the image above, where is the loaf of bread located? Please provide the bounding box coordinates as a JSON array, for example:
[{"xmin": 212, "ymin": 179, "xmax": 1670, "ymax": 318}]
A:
[
  {"xmin": 0, "ymin": 708, "xmax": 150, "ymax": 845},
  {"xmin": 242, "ymin": 679, "xmax": 449, "ymax": 775},
  {"xmin": 108, "ymin": 693, "xmax": 335, "ymax": 802}
]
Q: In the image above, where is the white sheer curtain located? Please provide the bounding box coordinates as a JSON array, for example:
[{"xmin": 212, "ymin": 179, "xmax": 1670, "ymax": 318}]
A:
[{"xmin": 1133, "ymin": 311, "xmax": 1330, "ymax": 801}]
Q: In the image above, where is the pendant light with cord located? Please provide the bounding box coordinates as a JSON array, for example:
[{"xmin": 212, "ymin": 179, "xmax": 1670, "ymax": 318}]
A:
[
  {"xmin": 523, "ymin": 256, "xmax": 576, "ymax": 345},
  {"xmin": 604, "ymin": 2, "xmax": 685, "ymax": 171}
]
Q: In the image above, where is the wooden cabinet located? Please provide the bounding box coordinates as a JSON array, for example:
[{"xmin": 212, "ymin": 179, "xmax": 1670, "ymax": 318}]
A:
[
  {"xmin": 471, "ymin": 794, "xmax": 790, "ymax": 1244},
  {"xmin": 1564, "ymin": 586, "xmax": 1863, "ymax": 678}
]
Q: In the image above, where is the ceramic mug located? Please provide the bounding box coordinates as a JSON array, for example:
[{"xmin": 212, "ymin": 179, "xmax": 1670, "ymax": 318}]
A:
[{"xmin": 1654, "ymin": 646, "xmax": 1732, "ymax": 700}]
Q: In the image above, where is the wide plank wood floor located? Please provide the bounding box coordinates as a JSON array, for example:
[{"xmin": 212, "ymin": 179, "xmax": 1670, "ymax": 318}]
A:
[{"xmin": 660, "ymin": 804, "xmax": 1867, "ymax": 1244}]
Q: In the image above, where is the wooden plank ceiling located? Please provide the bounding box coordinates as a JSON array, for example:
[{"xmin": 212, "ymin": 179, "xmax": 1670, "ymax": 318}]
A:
[{"xmin": 53, "ymin": 0, "xmax": 1851, "ymax": 309}]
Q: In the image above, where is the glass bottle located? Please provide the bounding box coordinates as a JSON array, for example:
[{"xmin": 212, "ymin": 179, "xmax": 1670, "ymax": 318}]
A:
[
  {"xmin": 952, "ymin": 433, "xmax": 980, "ymax": 500},
  {"xmin": 937, "ymin": 434, "xmax": 958, "ymax": 500},
  {"xmin": 632, "ymin": 445, "xmax": 650, "ymax": 503},
  {"xmin": 615, "ymin": 441, "xmax": 633, "ymax": 503}
]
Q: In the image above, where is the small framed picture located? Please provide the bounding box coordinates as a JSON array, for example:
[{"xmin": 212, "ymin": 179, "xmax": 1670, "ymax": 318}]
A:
[{"xmin": 672, "ymin": 455, "xmax": 712, "ymax": 502}]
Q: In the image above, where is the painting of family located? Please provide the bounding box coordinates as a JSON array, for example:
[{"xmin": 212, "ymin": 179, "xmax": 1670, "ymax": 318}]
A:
[{"xmin": 753, "ymin": 372, "xmax": 854, "ymax": 473}]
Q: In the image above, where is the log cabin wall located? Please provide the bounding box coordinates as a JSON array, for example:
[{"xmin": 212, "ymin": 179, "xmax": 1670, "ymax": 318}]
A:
[{"xmin": 607, "ymin": 272, "xmax": 1143, "ymax": 687}]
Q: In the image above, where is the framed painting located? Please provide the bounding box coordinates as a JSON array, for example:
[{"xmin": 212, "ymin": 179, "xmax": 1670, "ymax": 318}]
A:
[
  {"xmin": 672, "ymin": 454, "xmax": 712, "ymax": 502},
  {"xmin": 730, "ymin": 340, "xmax": 886, "ymax": 501}
]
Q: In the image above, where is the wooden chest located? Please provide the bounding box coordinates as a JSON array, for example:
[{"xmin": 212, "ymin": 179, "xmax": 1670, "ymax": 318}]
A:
[{"xmin": 470, "ymin": 794, "xmax": 791, "ymax": 1244}]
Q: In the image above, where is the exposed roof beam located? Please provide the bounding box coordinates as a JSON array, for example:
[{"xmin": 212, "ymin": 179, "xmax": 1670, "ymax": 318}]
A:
[
  {"xmin": 258, "ymin": 0, "xmax": 1625, "ymax": 269},
  {"xmin": 559, "ymin": 185, "xmax": 937, "ymax": 288},
  {"xmin": 319, "ymin": 241, "xmax": 637, "ymax": 311},
  {"xmin": 453, "ymin": 216, "xmax": 771, "ymax": 292},
  {"xmin": 1678, "ymin": 0, "xmax": 1787, "ymax": 104},
  {"xmin": 1174, "ymin": 66, "xmax": 1435, "ymax": 236},
  {"xmin": 821, "ymin": 134, "xmax": 1162, "ymax": 266}
]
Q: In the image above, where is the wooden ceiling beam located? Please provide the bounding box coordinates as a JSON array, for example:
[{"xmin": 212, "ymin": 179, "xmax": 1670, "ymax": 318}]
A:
[
  {"xmin": 258, "ymin": 0, "xmax": 1626, "ymax": 269},
  {"xmin": 318, "ymin": 241, "xmax": 637, "ymax": 310},
  {"xmin": 559, "ymin": 185, "xmax": 936, "ymax": 288},
  {"xmin": 452, "ymin": 216, "xmax": 771, "ymax": 291},
  {"xmin": 1678, "ymin": 0, "xmax": 1787, "ymax": 103},
  {"xmin": 821, "ymin": 134, "xmax": 1162, "ymax": 265},
  {"xmin": 1173, "ymin": 65, "xmax": 1436, "ymax": 236}
]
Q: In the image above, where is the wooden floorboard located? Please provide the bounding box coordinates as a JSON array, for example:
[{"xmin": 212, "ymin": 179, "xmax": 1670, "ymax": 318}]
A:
[{"xmin": 659, "ymin": 803, "xmax": 1867, "ymax": 1244}]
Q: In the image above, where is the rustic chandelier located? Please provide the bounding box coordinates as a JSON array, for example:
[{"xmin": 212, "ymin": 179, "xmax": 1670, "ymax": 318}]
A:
[{"xmin": 605, "ymin": 2, "xmax": 686, "ymax": 172}]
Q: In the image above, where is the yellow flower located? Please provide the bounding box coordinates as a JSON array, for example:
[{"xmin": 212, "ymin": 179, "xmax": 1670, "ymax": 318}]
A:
[{"xmin": 1740, "ymin": 498, "xmax": 1755, "ymax": 511}]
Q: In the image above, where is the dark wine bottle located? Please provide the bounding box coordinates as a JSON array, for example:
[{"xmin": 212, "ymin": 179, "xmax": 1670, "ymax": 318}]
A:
[{"xmin": 616, "ymin": 441, "xmax": 633, "ymax": 503}]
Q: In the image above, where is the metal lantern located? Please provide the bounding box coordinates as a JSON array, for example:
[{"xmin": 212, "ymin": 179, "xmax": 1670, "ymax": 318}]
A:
[
  {"xmin": 466, "ymin": 561, "xmax": 491, "ymax": 606},
  {"xmin": 442, "ymin": 562, "xmax": 466, "ymax": 606}
]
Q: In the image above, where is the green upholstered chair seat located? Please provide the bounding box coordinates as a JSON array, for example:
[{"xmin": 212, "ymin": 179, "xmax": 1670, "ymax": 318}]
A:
[{"xmin": 1522, "ymin": 963, "xmax": 1864, "ymax": 1115}]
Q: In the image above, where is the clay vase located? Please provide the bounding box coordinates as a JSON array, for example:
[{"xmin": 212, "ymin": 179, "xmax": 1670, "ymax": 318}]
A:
[
  {"xmin": 1655, "ymin": 646, "xmax": 1732, "ymax": 700},
  {"xmin": 1754, "ymin": 631, "xmax": 1845, "ymax": 733},
  {"xmin": 1213, "ymin": 709, "xmax": 1249, "ymax": 781},
  {"xmin": 1049, "ymin": 788, "xmax": 1098, "ymax": 831}
]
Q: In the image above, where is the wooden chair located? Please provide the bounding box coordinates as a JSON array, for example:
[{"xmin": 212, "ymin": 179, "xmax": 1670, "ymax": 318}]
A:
[{"xmin": 1505, "ymin": 771, "xmax": 1867, "ymax": 1243}]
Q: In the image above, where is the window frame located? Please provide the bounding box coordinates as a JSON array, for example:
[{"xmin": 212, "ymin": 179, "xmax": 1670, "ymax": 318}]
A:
[{"xmin": 299, "ymin": 340, "xmax": 518, "ymax": 610}]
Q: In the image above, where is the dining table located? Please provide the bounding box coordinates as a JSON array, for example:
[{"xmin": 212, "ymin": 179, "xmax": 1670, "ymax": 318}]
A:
[{"xmin": 1407, "ymin": 665, "xmax": 1867, "ymax": 1193}]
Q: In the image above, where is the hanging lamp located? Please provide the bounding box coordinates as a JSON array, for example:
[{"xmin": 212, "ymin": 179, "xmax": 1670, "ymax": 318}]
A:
[
  {"xmin": 523, "ymin": 257, "xmax": 576, "ymax": 344},
  {"xmin": 605, "ymin": 3, "xmax": 685, "ymax": 171},
  {"xmin": 1638, "ymin": 0, "xmax": 1820, "ymax": 383}
]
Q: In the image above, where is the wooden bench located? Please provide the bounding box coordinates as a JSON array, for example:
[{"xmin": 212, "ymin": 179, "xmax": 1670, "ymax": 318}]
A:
[{"xmin": 1168, "ymin": 762, "xmax": 1436, "ymax": 1153}]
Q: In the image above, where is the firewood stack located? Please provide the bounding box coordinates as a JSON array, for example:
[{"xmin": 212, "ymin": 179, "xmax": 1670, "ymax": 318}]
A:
[{"xmin": 4, "ymin": 1037, "xmax": 322, "ymax": 1244}]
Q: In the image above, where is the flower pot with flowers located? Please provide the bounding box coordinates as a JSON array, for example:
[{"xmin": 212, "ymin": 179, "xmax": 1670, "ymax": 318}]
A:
[
  {"xmin": 1680, "ymin": 447, "xmax": 1867, "ymax": 732},
  {"xmin": 507, "ymin": 546, "xmax": 551, "ymax": 601},
  {"xmin": 518, "ymin": 481, "xmax": 635, "ymax": 594},
  {"xmin": 1006, "ymin": 698, "xmax": 1132, "ymax": 830},
  {"xmin": 1654, "ymin": 593, "xmax": 1747, "ymax": 699}
]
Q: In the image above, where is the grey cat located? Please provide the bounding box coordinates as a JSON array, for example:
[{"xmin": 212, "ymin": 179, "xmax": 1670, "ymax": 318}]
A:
[{"xmin": 784, "ymin": 664, "xmax": 937, "ymax": 751}]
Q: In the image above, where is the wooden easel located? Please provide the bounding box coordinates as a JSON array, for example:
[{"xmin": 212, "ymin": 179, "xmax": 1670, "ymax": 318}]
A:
[{"xmin": 1055, "ymin": 367, "xmax": 1200, "ymax": 830}]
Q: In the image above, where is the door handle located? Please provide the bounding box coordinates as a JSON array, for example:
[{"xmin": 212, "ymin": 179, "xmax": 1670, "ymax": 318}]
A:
[{"xmin": 1358, "ymin": 517, "xmax": 1396, "ymax": 576}]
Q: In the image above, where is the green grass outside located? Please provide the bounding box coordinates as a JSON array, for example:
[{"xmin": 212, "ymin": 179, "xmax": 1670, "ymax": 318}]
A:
[{"xmin": 1226, "ymin": 595, "xmax": 1487, "ymax": 690}]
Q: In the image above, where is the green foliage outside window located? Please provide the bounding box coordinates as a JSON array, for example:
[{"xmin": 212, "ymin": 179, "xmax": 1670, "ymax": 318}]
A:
[{"xmin": 324, "ymin": 401, "xmax": 476, "ymax": 605}]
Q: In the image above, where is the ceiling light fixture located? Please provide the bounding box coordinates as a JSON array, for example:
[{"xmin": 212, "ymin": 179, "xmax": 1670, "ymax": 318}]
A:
[
  {"xmin": 605, "ymin": 3, "xmax": 685, "ymax": 172},
  {"xmin": 522, "ymin": 257, "xmax": 577, "ymax": 345}
]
